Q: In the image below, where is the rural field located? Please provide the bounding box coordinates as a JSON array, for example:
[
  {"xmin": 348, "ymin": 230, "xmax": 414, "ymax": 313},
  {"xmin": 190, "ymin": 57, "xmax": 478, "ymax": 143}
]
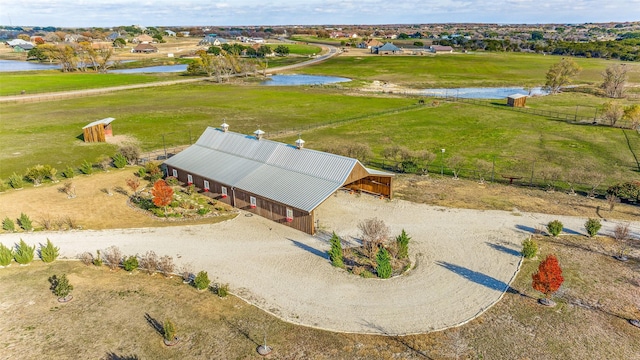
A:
[{"xmin": 1, "ymin": 50, "xmax": 640, "ymax": 359}]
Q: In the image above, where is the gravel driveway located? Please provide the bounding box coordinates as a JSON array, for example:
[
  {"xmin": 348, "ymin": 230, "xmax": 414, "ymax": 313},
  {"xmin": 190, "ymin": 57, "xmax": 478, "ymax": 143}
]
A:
[{"xmin": 2, "ymin": 193, "xmax": 638, "ymax": 335}]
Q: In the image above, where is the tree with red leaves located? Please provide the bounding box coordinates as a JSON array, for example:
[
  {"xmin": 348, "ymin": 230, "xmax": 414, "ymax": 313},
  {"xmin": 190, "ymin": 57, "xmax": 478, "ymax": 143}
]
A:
[
  {"xmin": 532, "ymin": 254, "xmax": 564, "ymax": 306},
  {"xmin": 151, "ymin": 179, "xmax": 173, "ymax": 211}
]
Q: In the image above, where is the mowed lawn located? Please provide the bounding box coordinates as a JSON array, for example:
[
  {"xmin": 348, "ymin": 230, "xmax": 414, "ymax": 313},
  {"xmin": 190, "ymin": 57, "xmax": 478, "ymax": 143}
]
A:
[{"xmin": 295, "ymin": 52, "xmax": 640, "ymax": 88}]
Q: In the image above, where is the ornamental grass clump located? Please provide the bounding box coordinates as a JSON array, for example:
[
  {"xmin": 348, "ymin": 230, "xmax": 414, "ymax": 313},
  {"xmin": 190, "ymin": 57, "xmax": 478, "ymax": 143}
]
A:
[{"xmin": 193, "ymin": 270, "xmax": 210, "ymax": 290}]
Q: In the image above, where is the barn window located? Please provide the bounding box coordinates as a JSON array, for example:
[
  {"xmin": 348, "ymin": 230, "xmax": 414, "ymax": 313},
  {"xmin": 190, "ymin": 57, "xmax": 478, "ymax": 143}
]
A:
[
  {"xmin": 286, "ymin": 208, "xmax": 293, "ymax": 222},
  {"xmin": 172, "ymin": 169, "xmax": 178, "ymax": 177},
  {"xmin": 203, "ymin": 180, "xmax": 210, "ymax": 192},
  {"xmin": 221, "ymin": 186, "xmax": 228, "ymax": 198},
  {"xmin": 250, "ymin": 196, "xmax": 256, "ymax": 208},
  {"xmin": 187, "ymin": 174, "xmax": 193, "ymax": 185}
]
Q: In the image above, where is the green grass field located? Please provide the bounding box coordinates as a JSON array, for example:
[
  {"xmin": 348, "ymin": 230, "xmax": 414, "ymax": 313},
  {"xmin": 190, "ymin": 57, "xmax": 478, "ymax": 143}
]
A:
[
  {"xmin": 0, "ymin": 71, "xmax": 184, "ymax": 96},
  {"xmin": 282, "ymin": 43, "xmax": 322, "ymax": 55},
  {"xmin": 296, "ymin": 52, "xmax": 640, "ymax": 88}
]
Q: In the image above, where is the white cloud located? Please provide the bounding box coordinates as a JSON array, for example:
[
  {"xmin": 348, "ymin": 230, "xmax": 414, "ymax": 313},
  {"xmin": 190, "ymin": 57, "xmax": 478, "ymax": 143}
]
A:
[{"xmin": 0, "ymin": 0, "xmax": 637, "ymax": 27}]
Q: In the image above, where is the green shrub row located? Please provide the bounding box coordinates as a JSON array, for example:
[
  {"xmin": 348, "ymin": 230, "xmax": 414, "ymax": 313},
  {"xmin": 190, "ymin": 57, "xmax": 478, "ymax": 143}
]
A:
[{"xmin": 0, "ymin": 238, "xmax": 60, "ymax": 266}]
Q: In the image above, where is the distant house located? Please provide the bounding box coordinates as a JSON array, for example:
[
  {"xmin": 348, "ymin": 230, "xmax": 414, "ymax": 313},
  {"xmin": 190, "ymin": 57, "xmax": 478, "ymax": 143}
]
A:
[
  {"xmin": 13, "ymin": 43, "xmax": 34, "ymax": 52},
  {"xmin": 357, "ymin": 39, "xmax": 383, "ymax": 49},
  {"xmin": 82, "ymin": 118, "xmax": 115, "ymax": 142},
  {"xmin": 133, "ymin": 34, "xmax": 154, "ymax": 44},
  {"xmin": 6, "ymin": 39, "xmax": 32, "ymax": 47},
  {"xmin": 199, "ymin": 35, "xmax": 229, "ymax": 46},
  {"xmin": 179, "ymin": 31, "xmax": 190, "ymax": 37},
  {"xmin": 131, "ymin": 43, "xmax": 158, "ymax": 53},
  {"xmin": 107, "ymin": 32, "xmax": 122, "ymax": 41},
  {"xmin": 430, "ymin": 45, "xmax": 454, "ymax": 53},
  {"xmin": 165, "ymin": 30, "xmax": 176, "ymax": 37},
  {"xmin": 371, "ymin": 42, "xmax": 401, "ymax": 54},
  {"xmin": 507, "ymin": 94, "xmax": 527, "ymax": 108}
]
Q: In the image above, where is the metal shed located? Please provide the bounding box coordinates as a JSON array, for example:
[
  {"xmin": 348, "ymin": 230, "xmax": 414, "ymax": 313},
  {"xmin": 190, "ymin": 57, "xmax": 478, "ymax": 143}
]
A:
[
  {"xmin": 82, "ymin": 117, "xmax": 115, "ymax": 142},
  {"xmin": 164, "ymin": 126, "xmax": 394, "ymax": 234}
]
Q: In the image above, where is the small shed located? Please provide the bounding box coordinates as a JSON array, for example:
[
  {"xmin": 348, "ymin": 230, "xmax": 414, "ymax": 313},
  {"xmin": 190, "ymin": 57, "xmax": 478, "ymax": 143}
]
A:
[
  {"xmin": 82, "ymin": 117, "xmax": 115, "ymax": 142},
  {"xmin": 507, "ymin": 94, "xmax": 527, "ymax": 108}
]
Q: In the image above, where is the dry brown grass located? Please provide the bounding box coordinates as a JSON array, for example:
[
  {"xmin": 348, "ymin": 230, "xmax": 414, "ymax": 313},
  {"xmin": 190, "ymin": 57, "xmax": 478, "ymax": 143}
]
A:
[
  {"xmin": 1, "ymin": 232, "xmax": 638, "ymax": 359},
  {"xmin": 0, "ymin": 168, "xmax": 235, "ymax": 231},
  {"xmin": 395, "ymin": 174, "xmax": 640, "ymax": 222}
]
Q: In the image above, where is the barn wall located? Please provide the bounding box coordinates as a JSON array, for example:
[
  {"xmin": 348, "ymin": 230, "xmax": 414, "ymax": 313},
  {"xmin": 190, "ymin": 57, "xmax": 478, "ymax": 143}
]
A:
[
  {"xmin": 165, "ymin": 165, "xmax": 315, "ymax": 234},
  {"xmin": 344, "ymin": 175, "xmax": 393, "ymax": 198}
]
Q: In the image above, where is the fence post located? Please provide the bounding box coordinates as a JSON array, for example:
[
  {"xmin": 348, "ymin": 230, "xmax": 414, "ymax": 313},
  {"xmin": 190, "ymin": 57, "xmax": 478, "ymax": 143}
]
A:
[
  {"xmin": 530, "ymin": 160, "xmax": 535, "ymax": 187},
  {"xmin": 491, "ymin": 156, "xmax": 495, "ymax": 183}
]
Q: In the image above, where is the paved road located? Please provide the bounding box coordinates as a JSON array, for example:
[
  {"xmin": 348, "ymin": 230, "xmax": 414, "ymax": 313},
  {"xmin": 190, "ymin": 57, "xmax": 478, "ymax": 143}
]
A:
[{"xmin": 0, "ymin": 44, "xmax": 340, "ymax": 104}]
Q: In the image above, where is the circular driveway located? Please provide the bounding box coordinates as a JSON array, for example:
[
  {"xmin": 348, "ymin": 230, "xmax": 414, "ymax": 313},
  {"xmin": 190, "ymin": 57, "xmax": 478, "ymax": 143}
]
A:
[{"xmin": 2, "ymin": 194, "xmax": 637, "ymax": 335}]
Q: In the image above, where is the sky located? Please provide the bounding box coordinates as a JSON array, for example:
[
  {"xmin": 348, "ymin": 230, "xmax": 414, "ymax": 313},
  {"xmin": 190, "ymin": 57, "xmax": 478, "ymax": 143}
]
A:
[{"xmin": 1, "ymin": 0, "xmax": 639, "ymax": 28}]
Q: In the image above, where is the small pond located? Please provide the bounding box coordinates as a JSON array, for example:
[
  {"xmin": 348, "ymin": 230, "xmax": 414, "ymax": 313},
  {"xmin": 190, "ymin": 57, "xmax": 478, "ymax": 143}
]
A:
[
  {"xmin": 419, "ymin": 87, "xmax": 549, "ymax": 99},
  {"xmin": 110, "ymin": 64, "xmax": 188, "ymax": 73},
  {"xmin": 261, "ymin": 74, "xmax": 351, "ymax": 86},
  {"xmin": 0, "ymin": 59, "xmax": 60, "ymax": 72}
]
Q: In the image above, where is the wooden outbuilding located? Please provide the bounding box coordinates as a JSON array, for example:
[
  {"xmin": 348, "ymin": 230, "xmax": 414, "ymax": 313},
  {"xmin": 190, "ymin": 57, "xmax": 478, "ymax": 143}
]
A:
[
  {"xmin": 164, "ymin": 125, "xmax": 394, "ymax": 235},
  {"xmin": 82, "ymin": 117, "xmax": 115, "ymax": 142},
  {"xmin": 507, "ymin": 94, "xmax": 527, "ymax": 107}
]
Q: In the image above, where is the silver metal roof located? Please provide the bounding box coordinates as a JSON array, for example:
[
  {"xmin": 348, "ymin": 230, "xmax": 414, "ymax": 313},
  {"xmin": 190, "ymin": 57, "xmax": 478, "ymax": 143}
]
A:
[
  {"xmin": 164, "ymin": 127, "xmax": 392, "ymax": 212},
  {"xmin": 83, "ymin": 117, "xmax": 115, "ymax": 129}
]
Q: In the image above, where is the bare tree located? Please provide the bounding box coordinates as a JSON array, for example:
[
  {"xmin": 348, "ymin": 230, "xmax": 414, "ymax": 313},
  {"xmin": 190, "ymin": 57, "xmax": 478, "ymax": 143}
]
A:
[
  {"xmin": 417, "ymin": 150, "xmax": 436, "ymax": 176},
  {"xmin": 612, "ymin": 223, "xmax": 631, "ymax": 260},
  {"xmin": 158, "ymin": 255, "xmax": 175, "ymax": 277},
  {"xmin": 601, "ymin": 101, "xmax": 624, "ymax": 126},
  {"xmin": 103, "ymin": 246, "xmax": 123, "ymax": 270},
  {"xmin": 474, "ymin": 159, "xmax": 493, "ymax": 183},
  {"xmin": 606, "ymin": 193, "xmax": 620, "ymax": 211},
  {"xmin": 447, "ymin": 155, "xmax": 465, "ymax": 179},
  {"xmin": 544, "ymin": 58, "xmax": 581, "ymax": 94},
  {"xmin": 601, "ymin": 64, "xmax": 628, "ymax": 98},
  {"xmin": 540, "ymin": 166, "xmax": 562, "ymax": 192},
  {"xmin": 139, "ymin": 251, "xmax": 159, "ymax": 275},
  {"xmin": 358, "ymin": 218, "xmax": 390, "ymax": 260}
]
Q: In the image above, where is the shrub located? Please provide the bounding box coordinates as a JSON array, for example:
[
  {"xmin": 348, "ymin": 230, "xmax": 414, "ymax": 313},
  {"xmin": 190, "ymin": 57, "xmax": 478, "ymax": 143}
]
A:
[
  {"xmin": 137, "ymin": 167, "xmax": 147, "ymax": 178},
  {"xmin": 79, "ymin": 160, "xmax": 93, "ymax": 175},
  {"xmin": 2, "ymin": 217, "xmax": 15, "ymax": 232},
  {"xmin": 197, "ymin": 207, "xmax": 211, "ymax": 215},
  {"xmin": 358, "ymin": 217, "xmax": 390, "ymax": 260},
  {"xmin": 103, "ymin": 246, "xmax": 123, "ymax": 270},
  {"xmin": 607, "ymin": 180, "xmax": 640, "ymax": 203},
  {"xmin": 376, "ymin": 248, "xmax": 392, "ymax": 279},
  {"xmin": 163, "ymin": 319, "xmax": 176, "ymax": 341},
  {"xmin": 158, "ymin": 255, "xmax": 175, "ymax": 277},
  {"xmin": 112, "ymin": 153, "xmax": 127, "ymax": 169},
  {"xmin": 532, "ymin": 254, "xmax": 564, "ymax": 299},
  {"xmin": 49, "ymin": 274, "xmax": 73, "ymax": 299},
  {"xmin": 9, "ymin": 172, "xmax": 24, "ymax": 189},
  {"xmin": 0, "ymin": 243, "xmax": 13, "ymax": 266},
  {"xmin": 78, "ymin": 252, "xmax": 94, "ymax": 266},
  {"xmin": 123, "ymin": 255, "xmax": 139, "ymax": 272},
  {"xmin": 585, "ymin": 218, "xmax": 602, "ymax": 237},
  {"xmin": 39, "ymin": 238, "xmax": 59, "ymax": 263},
  {"xmin": 328, "ymin": 232, "xmax": 344, "ymax": 268},
  {"xmin": 193, "ymin": 270, "xmax": 210, "ymax": 290},
  {"xmin": 521, "ymin": 238, "xmax": 538, "ymax": 259},
  {"xmin": 14, "ymin": 239, "xmax": 35, "ymax": 265},
  {"xmin": 396, "ymin": 229, "xmax": 411, "ymax": 259},
  {"xmin": 546, "ymin": 220, "xmax": 563, "ymax": 237},
  {"xmin": 119, "ymin": 145, "xmax": 140, "ymax": 166},
  {"xmin": 25, "ymin": 165, "xmax": 47, "ymax": 186},
  {"xmin": 216, "ymin": 283, "xmax": 229, "ymax": 297},
  {"xmin": 139, "ymin": 251, "xmax": 159, "ymax": 275},
  {"xmin": 18, "ymin": 213, "xmax": 33, "ymax": 231},
  {"xmin": 44, "ymin": 165, "xmax": 57, "ymax": 182},
  {"xmin": 0, "ymin": 180, "xmax": 9, "ymax": 192},
  {"xmin": 165, "ymin": 176, "xmax": 179, "ymax": 186},
  {"xmin": 62, "ymin": 166, "xmax": 75, "ymax": 179},
  {"xmin": 93, "ymin": 250, "xmax": 103, "ymax": 267}
]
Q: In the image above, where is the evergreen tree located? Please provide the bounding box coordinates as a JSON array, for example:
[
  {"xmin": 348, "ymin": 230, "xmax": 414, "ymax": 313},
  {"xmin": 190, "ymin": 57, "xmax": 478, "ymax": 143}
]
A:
[
  {"xmin": 376, "ymin": 248, "xmax": 392, "ymax": 279},
  {"xmin": 396, "ymin": 229, "xmax": 411, "ymax": 259},
  {"xmin": 328, "ymin": 232, "xmax": 344, "ymax": 268}
]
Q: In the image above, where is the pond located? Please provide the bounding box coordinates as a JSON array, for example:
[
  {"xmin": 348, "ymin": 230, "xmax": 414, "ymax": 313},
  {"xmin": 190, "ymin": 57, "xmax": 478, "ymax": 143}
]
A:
[
  {"xmin": 0, "ymin": 59, "xmax": 60, "ymax": 72},
  {"xmin": 261, "ymin": 74, "xmax": 351, "ymax": 86},
  {"xmin": 110, "ymin": 64, "xmax": 188, "ymax": 73},
  {"xmin": 419, "ymin": 87, "xmax": 549, "ymax": 99}
]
